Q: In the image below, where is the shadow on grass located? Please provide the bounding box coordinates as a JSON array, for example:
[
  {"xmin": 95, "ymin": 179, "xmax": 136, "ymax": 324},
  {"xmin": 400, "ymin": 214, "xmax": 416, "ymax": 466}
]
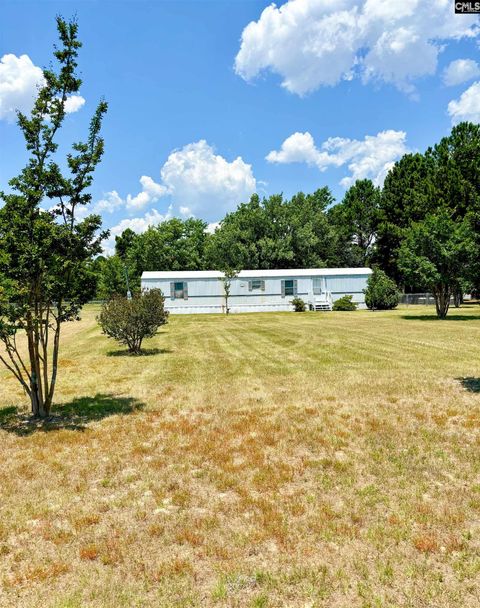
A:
[
  {"xmin": 457, "ymin": 377, "xmax": 480, "ymax": 393},
  {"xmin": 401, "ymin": 314, "xmax": 480, "ymax": 321},
  {"xmin": 0, "ymin": 393, "xmax": 144, "ymax": 436},
  {"xmin": 106, "ymin": 347, "xmax": 172, "ymax": 357}
]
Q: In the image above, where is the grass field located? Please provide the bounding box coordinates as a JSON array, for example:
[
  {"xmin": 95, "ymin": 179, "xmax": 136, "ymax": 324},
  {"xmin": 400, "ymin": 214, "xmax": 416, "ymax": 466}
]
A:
[{"xmin": 1, "ymin": 305, "xmax": 480, "ymax": 607}]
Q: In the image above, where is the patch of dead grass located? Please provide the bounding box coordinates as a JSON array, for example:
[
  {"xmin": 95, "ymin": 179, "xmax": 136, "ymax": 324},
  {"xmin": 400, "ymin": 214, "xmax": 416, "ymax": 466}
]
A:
[{"xmin": 1, "ymin": 305, "xmax": 480, "ymax": 606}]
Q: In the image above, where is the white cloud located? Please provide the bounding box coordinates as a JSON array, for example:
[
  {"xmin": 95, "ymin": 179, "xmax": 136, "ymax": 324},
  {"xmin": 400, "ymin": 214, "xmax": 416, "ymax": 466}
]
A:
[
  {"xmin": 235, "ymin": 0, "xmax": 480, "ymax": 96},
  {"xmin": 125, "ymin": 175, "xmax": 168, "ymax": 210},
  {"xmin": 443, "ymin": 59, "xmax": 480, "ymax": 86},
  {"xmin": 103, "ymin": 207, "xmax": 173, "ymax": 255},
  {"xmin": 94, "ymin": 141, "xmax": 256, "ymax": 236},
  {"xmin": 160, "ymin": 140, "xmax": 256, "ymax": 216},
  {"xmin": 95, "ymin": 190, "xmax": 124, "ymax": 213},
  {"xmin": 0, "ymin": 53, "xmax": 86, "ymax": 121},
  {"xmin": 267, "ymin": 129, "xmax": 408, "ymax": 186},
  {"xmin": 448, "ymin": 81, "xmax": 480, "ymax": 124},
  {"xmin": 64, "ymin": 94, "xmax": 85, "ymax": 113},
  {"xmin": 0, "ymin": 54, "xmax": 44, "ymax": 121}
]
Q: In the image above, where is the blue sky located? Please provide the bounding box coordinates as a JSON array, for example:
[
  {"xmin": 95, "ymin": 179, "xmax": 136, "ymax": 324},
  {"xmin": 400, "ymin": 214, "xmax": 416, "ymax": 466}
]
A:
[{"xmin": 1, "ymin": 0, "xmax": 479, "ymax": 252}]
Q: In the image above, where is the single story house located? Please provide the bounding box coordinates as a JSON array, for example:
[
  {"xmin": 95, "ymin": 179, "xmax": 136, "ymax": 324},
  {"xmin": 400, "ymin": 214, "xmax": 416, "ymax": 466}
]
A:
[{"xmin": 141, "ymin": 268, "xmax": 372, "ymax": 314}]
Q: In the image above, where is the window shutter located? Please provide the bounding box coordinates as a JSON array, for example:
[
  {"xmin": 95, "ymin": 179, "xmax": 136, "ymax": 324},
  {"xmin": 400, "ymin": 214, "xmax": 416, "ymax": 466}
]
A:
[
  {"xmin": 170, "ymin": 282, "xmax": 175, "ymax": 300},
  {"xmin": 248, "ymin": 280, "xmax": 252, "ymax": 292},
  {"xmin": 183, "ymin": 282, "xmax": 188, "ymax": 300},
  {"xmin": 261, "ymin": 280, "xmax": 265, "ymax": 291},
  {"xmin": 281, "ymin": 280, "xmax": 285, "ymax": 298},
  {"xmin": 293, "ymin": 280, "xmax": 298, "ymax": 295}
]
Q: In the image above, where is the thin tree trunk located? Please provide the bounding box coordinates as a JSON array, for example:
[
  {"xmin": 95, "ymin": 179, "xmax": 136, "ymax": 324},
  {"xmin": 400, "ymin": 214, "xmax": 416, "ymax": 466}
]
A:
[
  {"xmin": 434, "ymin": 285, "xmax": 450, "ymax": 319},
  {"xmin": 45, "ymin": 303, "xmax": 63, "ymax": 414}
]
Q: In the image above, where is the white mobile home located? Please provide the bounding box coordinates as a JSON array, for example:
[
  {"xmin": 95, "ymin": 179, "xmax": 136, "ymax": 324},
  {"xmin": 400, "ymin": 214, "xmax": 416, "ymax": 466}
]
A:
[{"xmin": 141, "ymin": 268, "xmax": 372, "ymax": 314}]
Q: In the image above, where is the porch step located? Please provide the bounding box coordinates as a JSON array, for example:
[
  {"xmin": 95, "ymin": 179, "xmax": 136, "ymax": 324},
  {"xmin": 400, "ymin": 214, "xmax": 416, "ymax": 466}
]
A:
[{"xmin": 313, "ymin": 302, "xmax": 332, "ymax": 312}]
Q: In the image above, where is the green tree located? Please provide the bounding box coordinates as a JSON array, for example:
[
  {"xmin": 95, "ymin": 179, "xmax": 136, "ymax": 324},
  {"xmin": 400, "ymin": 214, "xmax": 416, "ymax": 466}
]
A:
[
  {"xmin": 376, "ymin": 153, "xmax": 435, "ymax": 284},
  {"xmin": 95, "ymin": 255, "xmax": 133, "ymax": 300},
  {"xmin": 115, "ymin": 228, "xmax": 137, "ymax": 260},
  {"xmin": 364, "ymin": 268, "xmax": 399, "ymax": 310},
  {"xmin": 98, "ymin": 289, "xmax": 168, "ymax": 354},
  {"xmin": 398, "ymin": 212, "xmax": 476, "ymax": 319},
  {"xmin": 329, "ymin": 179, "xmax": 380, "ymax": 266},
  {"xmin": 0, "ymin": 17, "xmax": 107, "ymax": 417},
  {"xmin": 128, "ymin": 218, "xmax": 209, "ymax": 278},
  {"xmin": 376, "ymin": 124, "xmax": 480, "ymax": 289},
  {"xmin": 206, "ymin": 189, "xmax": 338, "ymax": 270},
  {"xmin": 219, "ymin": 268, "xmax": 239, "ymax": 314}
]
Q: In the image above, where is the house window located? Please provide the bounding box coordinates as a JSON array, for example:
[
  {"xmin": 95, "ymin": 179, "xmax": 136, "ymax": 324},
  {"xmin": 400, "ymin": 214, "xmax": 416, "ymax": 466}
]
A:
[
  {"xmin": 282, "ymin": 279, "xmax": 296, "ymax": 297},
  {"xmin": 313, "ymin": 278, "xmax": 323, "ymax": 295},
  {"xmin": 171, "ymin": 281, "xmax": 188, "ymax": 300},
  {"xmin": 249, "ymin": 279, "xmax": 265, "ymax": 291}
]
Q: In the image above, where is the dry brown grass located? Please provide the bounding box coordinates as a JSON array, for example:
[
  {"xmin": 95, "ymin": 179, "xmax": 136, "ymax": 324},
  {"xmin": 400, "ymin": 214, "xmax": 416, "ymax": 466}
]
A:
[{"xmin": 1, "ymin": 305, "xmax": 480, "ymax": 607}]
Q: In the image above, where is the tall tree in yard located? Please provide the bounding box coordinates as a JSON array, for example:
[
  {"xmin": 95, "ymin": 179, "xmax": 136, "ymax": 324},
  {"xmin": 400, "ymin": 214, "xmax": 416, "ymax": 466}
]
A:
[
  {"xmin": 376, "ymin": 153, "xmax": 435, "ymax": 284},
  {"xmin": 398, "ymin": 212, "xmax": 475, "ymax": 319},
  {"xmin": 329, "ymin": 179, "xmax": 380, "ymax": 266},
  {"xmin": 0, "ymin": 17, "xmax": 107, "ymax": 417}
]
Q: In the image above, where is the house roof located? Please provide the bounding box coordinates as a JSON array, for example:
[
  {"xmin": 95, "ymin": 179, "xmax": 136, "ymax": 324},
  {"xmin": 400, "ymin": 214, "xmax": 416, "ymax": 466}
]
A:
[{"xmin": 142, "ymin": 268, "xmax": 372, "ymax": 280}]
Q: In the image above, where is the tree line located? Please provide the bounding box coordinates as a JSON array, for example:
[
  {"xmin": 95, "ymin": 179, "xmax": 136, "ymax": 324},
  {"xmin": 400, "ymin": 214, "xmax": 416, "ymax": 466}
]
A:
[{"xmin": 97, "ymin": 120, "xmax": 480, "ymax": 319}]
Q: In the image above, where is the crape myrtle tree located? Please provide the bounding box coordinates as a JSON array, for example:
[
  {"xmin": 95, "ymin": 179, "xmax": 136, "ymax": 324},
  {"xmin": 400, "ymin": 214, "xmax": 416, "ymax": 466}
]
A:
[
  {"xmin": 219, "ymin": 268, "xmax": 239, "ymax": 314},
  {"xmin": 398, "ymin": 212, "xmax": 476, "ymax": 319},
  {"xmin": 426, "ymin": 122, "xmax": 480, "ymax": 301},
  {"xmin": 0, "ymin": 17, "xmax": 108, "ymax": 417},
  {"xmin": 98, "ymin": 289, "xmax": 168, "ymax": 355}
]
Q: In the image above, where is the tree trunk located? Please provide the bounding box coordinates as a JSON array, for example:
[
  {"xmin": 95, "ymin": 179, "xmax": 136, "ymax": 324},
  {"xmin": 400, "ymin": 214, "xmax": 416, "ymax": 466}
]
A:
[
  {"xmin": 453, "ymin": 289, "xmax": 463, "ymax": 308},
  {"xmin": 434, "ymin": 285, "xmax": 450, "ymax": 319}
]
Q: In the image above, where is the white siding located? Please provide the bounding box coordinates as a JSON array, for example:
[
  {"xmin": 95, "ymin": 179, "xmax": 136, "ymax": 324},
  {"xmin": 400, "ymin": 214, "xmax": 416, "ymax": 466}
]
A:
[{"xmin": 141, "ymin": 268, "xmax": 372, "ymax": 314}]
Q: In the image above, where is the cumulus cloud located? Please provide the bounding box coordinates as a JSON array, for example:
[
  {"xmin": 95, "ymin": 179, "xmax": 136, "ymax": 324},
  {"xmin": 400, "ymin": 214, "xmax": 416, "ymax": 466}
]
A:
[
  {"xmin": 448, "ymin": 81, "xmax": 480, "ymax": 124},
  {"xmin": 443, "ymin": 59, "xmax": 480, "ymax": 86},
  {"xmin": 126, "ymin": 175, "xmax": 168, "ymax": 210},
  {"xmin": 267, "ymin": 129, "xmax": 408, "ymax": 186},
  {"xmin": 94, "ymin": 191, "xmax": 124, "ymax": 214},
  {"xmin": 93, "ymin": 141, "xmax": 256, "ymax": 243},
  {"xmin": 0, "ymin": 53, "xmax": 85, "ymax": 121},
  {"xmin": 0, "ymin": 54, "xmax": 44, "ymax": 121},
  {"xmin": 64, "ymin": 94, "xmax": 86, "ymax": 113},
  {"xmin": 235, "ymin": 0, "xmax": 480, "ymax": 96},
  {"xmin": 160, "ymin": 140, "xmax": 256, "ymax": 215}
]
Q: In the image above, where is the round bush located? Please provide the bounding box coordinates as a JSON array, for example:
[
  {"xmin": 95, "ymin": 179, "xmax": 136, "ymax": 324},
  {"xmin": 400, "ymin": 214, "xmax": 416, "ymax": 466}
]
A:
[
  {"xmin": 291, "ymin": 297, "xmax": 306, "ymax": 312},
  {"xmin": 332, "ymin": 295, "xmax": 357, "ymax": 311},
  {"xmin": 364, "ymin": 269, "xmax": 399, "ymax": 310},
  {"xmin": 98, "ymin": 289, "xmax": 169, "ymax": 354}
]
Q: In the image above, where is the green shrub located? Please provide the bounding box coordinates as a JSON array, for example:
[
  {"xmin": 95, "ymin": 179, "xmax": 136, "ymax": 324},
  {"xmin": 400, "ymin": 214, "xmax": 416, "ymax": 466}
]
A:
[
  {"xmin": 332, "ymin": 295, "xmax": 357, "ymax": 311},
  {"xmin": 364, "ymin": 268, "xmax": 400, "ymax": 310},
  {"xmin": 291, "ymin": 296, "xmax": 306, "ymax": 312},
  {"xmin": 98, "ymin": 289, "xmax": 169, "ymax": 354}
]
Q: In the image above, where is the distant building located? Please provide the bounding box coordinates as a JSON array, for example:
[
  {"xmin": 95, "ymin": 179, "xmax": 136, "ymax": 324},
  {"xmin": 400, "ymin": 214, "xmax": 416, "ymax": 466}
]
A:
[{"xmin": 141, "ymin": 268, "xmax": 372, "ymax": 314}]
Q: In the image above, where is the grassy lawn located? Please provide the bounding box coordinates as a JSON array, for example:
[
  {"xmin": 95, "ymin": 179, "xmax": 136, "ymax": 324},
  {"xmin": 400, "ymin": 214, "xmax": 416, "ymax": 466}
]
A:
[{"xmin": 1, "ymin": 305, "xmax": 480, "ymax": 607}]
